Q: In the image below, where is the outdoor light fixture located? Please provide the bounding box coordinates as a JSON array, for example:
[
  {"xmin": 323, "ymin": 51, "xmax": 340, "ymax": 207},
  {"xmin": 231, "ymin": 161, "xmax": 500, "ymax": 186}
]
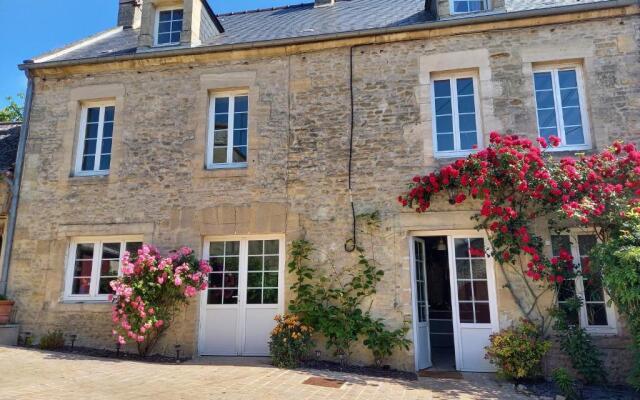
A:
[
  {"xmin": 338, "ymin": 352, "xmax": 345, "ymax": 369},
  {"xmin": 437, "ymin": 238, "xmax": 447, "ymax": 251},
  {"xmin": 175, "ymin": 344, "xmax": 182, "ymax": 363},
  {"xmin": 315, "ymin": 350, "xmax": 321, "ymax": 360}
]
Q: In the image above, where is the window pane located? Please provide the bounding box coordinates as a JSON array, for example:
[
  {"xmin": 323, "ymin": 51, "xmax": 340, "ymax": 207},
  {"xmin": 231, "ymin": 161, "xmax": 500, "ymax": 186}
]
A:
[
  {"xmin": 72, "ymin": 278, "xmax": 91, "ymax": 295},
  {"xmin": 99, "ymin": 155, "xmax": 111, "ymax": 171},
  {"xmin": 209, "ymin": 274, "xmax": 222, "ymax": 288},
  {"xmin": 247, "ymin": 289, "xmax": 261, "ymax": 304},
  {"xmin": 435, "ymin": 98, "xmax": 452, "ymax": 115},
  {"xmin": 264, "ymin": 256, "xmax": 279, "ymax": 271},
  {"xmin": 213, "ymin": 148, "xmax": 227, "ymax": 164},
  {"xmin": 74, "ymin": 260, "xmax": 93, "ymax": 277},
  {"xmin": 225, "ymin": 256, "xmax": 239, "ymax": 272},
  {"xmin": 87, "ymin": 108, "xmax": 100, "ymax": 123},
  {"xmin": 586, "ymin": 304, "xmax": 608, "ymax": 326},
  {"xmin": 455, "ymin": 238, "xmax": 469, "ymax": 258},
  {"xmin": 563, "ymin": 107, "xmax": 582, "ymax": 127},
  {"xmin": 558, "ymin": 280, "xmax": 576, "ymax": 302},
  {"xmin": 101, "ymin": 138, "xmax": 112, "ymax": 155},
  {"xmin": 125, "ymin": 242, "xmax": 142, "ymax": 256},
  {"xmin": 214, "ymin": 130, "xmax": 228, "ymax": 145},
  {"xmin": 454, "ymin": 1, "xmax": 469, "ymax": 12},
  {"xmin": 537, "ymin": 109, "xmax": 557, "ymax": 129},
  {"xmin": 475, "ymin": 303, "xmax": 490, "ymax": 323},
  {"xmin": 458, "ymin": 282, "xmax": 472, "ymax": 301},
  {"xmin": 469, "ymin": 0, "xmax": 485, "ymax": 11},
  {"xmin": 456, "ymin": 78, "xmax": 474, "ymax": 96},
  {"xmin": 158, "ymin": 21, "xmax": 171, "ymax": 34},
  {"xmin": 264, "ymin": 240, "xmax": 279, "ymax": 254},
  {"xmin": 215, "ymin": 97, "xmax": 229, "ymax": 113},
  {"xmin": 535, "ymin": 90, "xmax": 555, "ymax": 109},
  {"xmin": 233, "ymin": 130, "xmax": 247, "ymax": 146},
  {"xmin": 558, "ymin": 70, "xmax": 578, "ymax": 88},
  {"xmin": 459, "ymin": 302, "xmax": 474, "ymax": 322},
  {"xmin": 210, "ymin": 242, "xmax": 225, "ymax": 256},
  {"xmin": 82, "ymin": 155, "xmax": 95, "ymax": 171},
  {"xmin": 247, "ymin": 272, "xmax": 262, "ymax": 287},
  {"xmin": 224, "ymin": 289, "xmax": 238, "ymax": 304},
  {"xmin": 456, "ymin": 259, "xmax": 471, "ymax": 279},
  {"xmin": 225, "ymin": 241, "xmax": 240, "ymax": 256},
  {"xmin": 159, "ymin": 10, "xmax": 172, "ymax": 22},
  {"xmin": 83, "ymin": 139, "xmax": 97, "ymax": 156},
  {"xmin": 560, "ymin": 88, "xmax": 580, "ymax": 107},
  {"xmin": 471, "ymin": 259, "xmax": 487, "ymax": 279},
  {"xmin": 437, "ymin": 134, "xmax": 454, "ymax": 152},
  {"xmin": 99, "ymin": 278, "xmax": 114, "ymax": 295},
  {"xmin": 248, "ymin": 240, "xmax": 263, "ymax": 255},
  {"xmin": 170, "ymin": 32, "xmax": 180, "ymax": 43},
  {"xmin": 248, "ymin": 256, "xmax": 262, "ymax": 271},
  {"xmin": 584, "ymin": 278, "xmax": 605, "ymax": 302},
  {"xmin": 210, "ymin": 258, "xmax": 224, "ymax": 272},
  {"xmin": 102, "ymin": 122, "xmax": 113, "ymax": 139},
  {"xmin": 235, "ymin": 96, "xmax": 249, "ymax": 113},
  {"xmin": 457, "ymin": 96, "xmax": 475, "ymax": 114},
  {"xmin": 233, "ymin": 147, "xmax": 247, "ymax": 163},
  {"xmin": 433, "ymin": 80, "xmax": 451, "ymax": 97},
  {"xmin": 171, "ymin": 20, "xmax": 182, "ymax": 32},
  {"xmin": 539, "ymin": 128, "xmax": 557, "ymax": 140},
  {"xmin": 224, "ymin": 273, "xmax": 238, "ymax": 288},
  {"xmin": 459, "ymin": 114, "xmax": 476, "ymax": 132},
  {"xmin": 102, "ymin": 243, "xmax": 120, "ymax": 259},
  {"xmin": 578, "ymin": 235, "xmax": 597, "ymax": 257},
  {"xmin": 473, "ymin": 281, "xmax": 489, "ymax": 301},
  {"xmin": 85, "ymin": 123, "xmax": 99, "ymax": 139},
  {"xmin": 551, "ymin": 235, "xmax": 571, "ymax": 256},
  {"xmin": 263, "ymin": 289, "xmax": 278, "ymax": 304},
  {"xmin": 76, "ymin": 243, "xmax": 94, "ymax": 260},
  {"xmin": 207, "ymin": 289, "xmax": 222, "ymax": 304},
  {"xmin": 172, "ymin": 9, "xmax": 183, "ymax": 19},
  {"xmin": 157, "ymin": 33, "xmax": 170, "ymax": 45},
  {"xmin": 565, "ymin": 126, "xmax": 585, "ymax": 145},
  {"xmin": 234, "ymin": 113, "xmax": 248, "ymax": 129},
  {"xmin": 534, "ymin": 72, "xmax": 553, "ymax": 90},
  {"xmin": 436, "ymin": 116, "xmax": 453, "ymax": 134},
  {"xmin": 104, "ymin": 106, "xmax": 115, "ymax": 122}
]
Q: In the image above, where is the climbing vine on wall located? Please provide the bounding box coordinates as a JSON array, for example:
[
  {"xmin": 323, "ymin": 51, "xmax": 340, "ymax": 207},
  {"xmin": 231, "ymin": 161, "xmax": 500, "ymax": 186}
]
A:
[{"xmin": 397, "ymin": 132, "xmax": 640, "ymax": 324}]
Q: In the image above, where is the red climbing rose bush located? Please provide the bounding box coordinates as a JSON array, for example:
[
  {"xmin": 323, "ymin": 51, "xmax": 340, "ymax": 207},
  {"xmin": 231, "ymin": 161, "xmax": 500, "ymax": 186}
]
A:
[
  {"xmin": 398, "ymin": 132, "xmax": 640, "ymax": 284},
  {"xmin": 109, "ymin": 245, "xmax": 212, "ymax": 356}
]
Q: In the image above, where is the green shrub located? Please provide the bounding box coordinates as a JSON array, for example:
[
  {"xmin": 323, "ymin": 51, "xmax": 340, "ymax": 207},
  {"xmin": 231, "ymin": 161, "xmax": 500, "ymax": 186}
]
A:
[
  {"xmin": 485, "ymin": 319, "xmax": 551, "ymax": 380},
  {"xmin": 269, "ymin": 313, "xmax": 314, "ymax": 369},
  {"xmin": 39, "ymin": 330, "xmax": 65, "ymax": 350},
  {"xmin": 364, "ymin": 319, "xmax": 411, "ymax": 366},
  {"xmin": 590, "ymin": 210, "xmax": 640, "ymax": 389},
  {"xmin": 552, "ymin": 297, "xmax": 606, "ymax": 384},
  {"xmin": 552, "ymin": 368, "xmax": 578, "ymax": 400}
]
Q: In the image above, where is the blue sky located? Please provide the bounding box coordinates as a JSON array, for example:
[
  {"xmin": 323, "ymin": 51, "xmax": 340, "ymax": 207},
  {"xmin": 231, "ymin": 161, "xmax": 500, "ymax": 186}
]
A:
[{"xmin": 0, "ymin": 0, "xmax": 303, "ymax": 108}]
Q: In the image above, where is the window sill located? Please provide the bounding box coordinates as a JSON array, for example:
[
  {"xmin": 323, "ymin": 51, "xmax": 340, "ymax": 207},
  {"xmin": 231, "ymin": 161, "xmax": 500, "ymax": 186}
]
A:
[
  {"xmin": 67, "ymin": 174, "xmax": 110, "ymax": 185},
  {"xmin": 201, "ymin": 166, "xmax": 249, "ymax": 178},
  {"xmin": 60, "ymin": 299, "xmax": 111, "ymax": 305},
  {"xmin": 544, "ymin": 145, "xmax": 592, "ymax": 154},
  {"xmin": 434, "ymin": 150, "xmax": 476, "ymax": 159}
]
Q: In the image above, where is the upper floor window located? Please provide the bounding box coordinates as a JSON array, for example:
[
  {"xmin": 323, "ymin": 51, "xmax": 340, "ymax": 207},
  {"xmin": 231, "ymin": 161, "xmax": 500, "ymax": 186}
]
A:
[
  {"xmin": 156, "ymin": 8, "xmax": 183, "ymax": 46},
  {"xmin": 75, "ymin": 102, "xmax": 115, "ymax": 176},
  {"xmin": 64, "ymin": 238, "xmax": 142, "ymax": 301},
  {"xmin": 432, "ymin": 75, "xmax": 482, "ymax": 158},
  {"xmin": 207, "ymin": 92, "xmax": 249, "ymax": 169},
  {"xmin": 533, "ymin": 65, "xmax": 591, "ymax": 151},
  {"xmin": 452, "ymin": 0, "xmax": 486, "ymax": 13},
  {"xmin": 551, "ymin": 233, "xmax": 617, "ymax": 334}
]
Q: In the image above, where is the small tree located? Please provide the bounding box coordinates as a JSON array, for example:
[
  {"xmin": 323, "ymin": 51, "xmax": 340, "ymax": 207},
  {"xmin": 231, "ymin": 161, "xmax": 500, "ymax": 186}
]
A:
[
  {"xmin": 0, "ymin": 95, "xmax": 24, "ymax": 122},
  {"xmin": 110, "ymin": 245, "xmax": 211, "ymax": 356}
]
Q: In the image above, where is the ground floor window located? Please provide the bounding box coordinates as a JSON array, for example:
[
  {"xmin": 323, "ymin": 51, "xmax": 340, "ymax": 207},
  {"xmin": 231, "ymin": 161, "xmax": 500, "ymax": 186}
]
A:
[
  {"xmin": 551, "ymin": 233, "xmax": 617, "ymax": 334},
  {"xmin": 64, "ymin": 237, "xmax": 142, "ymax": 301}
]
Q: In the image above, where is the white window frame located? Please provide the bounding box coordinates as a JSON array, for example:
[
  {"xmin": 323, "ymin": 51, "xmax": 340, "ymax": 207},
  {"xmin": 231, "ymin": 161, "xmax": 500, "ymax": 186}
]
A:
[
  {"xmin": 154, "ymin": 6, "xmax": 183, "ymax": 47},
  {"xmin": 431, "ymin": 72, "xmax": 483, "ymax": 158},
  {"xmin": 74, "ymin": 101, "xmax": 115, "ymax": 177},
  {"xmin": 552, "ymin": 231, "xmax": 617, "ymax": 335},
  {"xmin": 63, "ymin": 236, "xmax": 143, "ymax": 302},
  {"xmin": 206, "ymin": 91, "xmax": 249, "ymax": 169},
  {"xmin": 533, "ymin": 64, "xmax": 592, "ymax": 152},
  {"xmin": 450, "ymin": 0, "xmax": 488, "ymax": 14}
]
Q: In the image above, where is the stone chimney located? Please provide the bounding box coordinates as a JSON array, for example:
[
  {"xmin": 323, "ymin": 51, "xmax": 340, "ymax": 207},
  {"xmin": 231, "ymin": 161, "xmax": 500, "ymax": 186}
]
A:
[
  {"xmin": 314, "ymin": 0, "xmax": 335, "ymax": 7},
  {"xmin": 118, "ymin": 0, "xmax": 143, "ymax": 29}
]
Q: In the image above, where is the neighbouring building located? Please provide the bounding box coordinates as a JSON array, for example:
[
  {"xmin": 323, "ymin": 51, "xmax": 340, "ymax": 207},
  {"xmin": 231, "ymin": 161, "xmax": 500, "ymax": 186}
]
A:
[
  {"xmin": 7, "ymin": 0, "xmax": 639, "ymax": 379},
  {"xmin": 0, "ymin": 122, "xmax": 21, "ymax": 290}
]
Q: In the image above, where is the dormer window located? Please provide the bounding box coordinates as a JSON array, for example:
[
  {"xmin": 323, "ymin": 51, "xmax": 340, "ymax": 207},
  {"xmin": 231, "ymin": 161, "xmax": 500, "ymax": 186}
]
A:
[
  {"xmin": 452, "ymin": 0, "xmax": 486, "ymax": 14},
  {"xmin": 155, "ymin": 8, "xmax": 183, "ymax": 46}
]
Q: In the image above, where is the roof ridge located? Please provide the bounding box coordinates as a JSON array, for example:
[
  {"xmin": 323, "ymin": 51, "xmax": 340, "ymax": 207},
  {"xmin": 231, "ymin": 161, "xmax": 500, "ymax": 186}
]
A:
[{"xmin": 217, "ymin": 2, "xmax": 313, "ymax": 17}]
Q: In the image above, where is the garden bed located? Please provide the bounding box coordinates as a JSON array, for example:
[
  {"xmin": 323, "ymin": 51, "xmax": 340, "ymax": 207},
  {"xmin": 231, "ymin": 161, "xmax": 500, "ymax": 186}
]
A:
[
  {"xmin": 518, "ymin": 381, "xmax": 639, "ymax": 400},
  {"xmin": 32, "ymin": 345, "xmax": 189, "ymax": 364},
  {"xmin": 300, "ymin": 360, "xmax": 417, "ymax": 381}
]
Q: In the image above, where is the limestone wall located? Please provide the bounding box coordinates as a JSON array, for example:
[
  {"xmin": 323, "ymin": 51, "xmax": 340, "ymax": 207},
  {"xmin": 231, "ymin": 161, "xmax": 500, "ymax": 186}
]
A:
[{"xmin": 8, "ymin": 10, "xmax": 640, "ymax": 375}]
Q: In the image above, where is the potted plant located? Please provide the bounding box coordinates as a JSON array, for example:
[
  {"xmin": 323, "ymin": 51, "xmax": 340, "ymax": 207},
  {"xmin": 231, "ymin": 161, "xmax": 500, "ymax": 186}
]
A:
[{"xmin": 0, "ymin": 294, "xmax": 15, "ymax": 324}]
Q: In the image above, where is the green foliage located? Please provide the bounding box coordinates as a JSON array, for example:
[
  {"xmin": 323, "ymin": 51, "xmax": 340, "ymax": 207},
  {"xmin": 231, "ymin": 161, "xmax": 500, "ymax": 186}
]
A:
[
  {"xmin": 552, "ymin": 368, "xmax": 578, "ymax": 400},
  {"xmin": 0, "ymin": 294, "xmax": 7, "ymax": 301},
  {"xmin": 552, "ymin": 300, "xmax": 606, "ymax": 384},
  {"xmin": 39, "ymin": 330, "xmax": 65, "ymax": 350},
  {"xmin": 269, "ymin": 313, "xmax": 314, "ymax": 369},
  {"xmin": 288, "ymin": 240, "xmax": 406, "ymax": 363},
  {"xmin": 363, "ymin": 319, "xmax": 411, "ymax": 365},
  {"xmin": 485, "ymin": 319, "xmax": 551, "ymax": 380},
  {"xmin": 0, "ymin": 95, "xmax": 24, "ymax": 122},
  {"xmin": 590, "ymin": 211, "xmax": 640, "ymax": 389}
]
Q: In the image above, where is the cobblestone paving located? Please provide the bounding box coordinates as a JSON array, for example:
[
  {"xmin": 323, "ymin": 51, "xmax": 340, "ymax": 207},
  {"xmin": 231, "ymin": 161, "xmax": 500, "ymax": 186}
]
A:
[{"xmin": 0, "ymin": 346, "xmax": 528, "ymax": 400}]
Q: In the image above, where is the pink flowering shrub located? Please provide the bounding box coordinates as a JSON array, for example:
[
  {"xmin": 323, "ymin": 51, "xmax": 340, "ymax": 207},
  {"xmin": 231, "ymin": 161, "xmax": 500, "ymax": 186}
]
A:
[{"xmin": 110, "ymin": 245, "xmax": 212, "ymax": 356}]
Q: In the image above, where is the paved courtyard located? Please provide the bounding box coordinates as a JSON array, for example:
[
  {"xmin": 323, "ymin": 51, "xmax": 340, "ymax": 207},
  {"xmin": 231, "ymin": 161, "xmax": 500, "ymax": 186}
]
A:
[{"xmin": 0, "ymin": 346, "xmax": 527, "ymax": 400}]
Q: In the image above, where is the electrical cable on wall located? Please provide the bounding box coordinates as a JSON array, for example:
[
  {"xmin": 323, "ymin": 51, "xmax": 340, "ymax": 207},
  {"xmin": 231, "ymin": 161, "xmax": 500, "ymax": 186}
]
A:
[{"xmin": 345, "ymin": 46, "xmax": 357, "ymax": 253}]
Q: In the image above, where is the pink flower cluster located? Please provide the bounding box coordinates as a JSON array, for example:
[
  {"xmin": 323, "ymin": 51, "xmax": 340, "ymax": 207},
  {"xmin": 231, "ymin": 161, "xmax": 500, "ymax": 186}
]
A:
[{"xmin": 109, "ymin": 245, "xmax": 212, "ymax": 347}]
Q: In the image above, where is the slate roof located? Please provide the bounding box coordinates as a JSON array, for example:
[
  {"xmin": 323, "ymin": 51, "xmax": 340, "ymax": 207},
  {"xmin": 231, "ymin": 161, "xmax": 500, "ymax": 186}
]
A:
[
  {"xmin": 26, "ymin": 0, "xmax": 618, "ymax": 66},
  {"xmin": 0, "ymin": 123, "xmax": 21, "ymax": 172}
]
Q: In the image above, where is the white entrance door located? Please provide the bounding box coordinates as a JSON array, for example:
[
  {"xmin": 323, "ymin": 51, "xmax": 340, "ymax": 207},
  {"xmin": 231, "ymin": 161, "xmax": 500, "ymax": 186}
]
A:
[
  {"xmin": 412, "ymin": 238, "xmax": 432, "ymax": 370},
  {"xmin": 199, "ymin": 237, "xmax": 284, "ymax": 356},
  {"xmin": 448, "ymin": 235, "xmax": 499, "ymax": 372}
]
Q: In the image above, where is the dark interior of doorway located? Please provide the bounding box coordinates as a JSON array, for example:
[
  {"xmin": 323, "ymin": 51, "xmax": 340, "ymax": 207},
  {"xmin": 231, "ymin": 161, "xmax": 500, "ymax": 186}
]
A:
[{"xmin": 423, "ymin": 236, "xmax": 456, "ymax": 371}]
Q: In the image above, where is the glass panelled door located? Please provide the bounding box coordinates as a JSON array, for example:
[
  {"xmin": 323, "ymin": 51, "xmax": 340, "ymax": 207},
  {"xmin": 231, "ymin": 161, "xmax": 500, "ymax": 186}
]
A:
[
  {"xmin": 200, "ymin": 237, "xmax": 284, "ymax": 356},
  {"xmin": 413, "ymin": 238, "xmax": 432, "ymax": 370},
  {"xmin": 449, "ymin": 236, "xmax": 499, "ymax": 372}
]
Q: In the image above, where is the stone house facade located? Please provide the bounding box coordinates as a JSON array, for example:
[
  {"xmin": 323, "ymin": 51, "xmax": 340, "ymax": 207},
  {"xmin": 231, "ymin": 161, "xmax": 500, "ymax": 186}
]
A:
[{"xmin": 7, "ymin": 0, "xmax": 639, "ymax": 379}]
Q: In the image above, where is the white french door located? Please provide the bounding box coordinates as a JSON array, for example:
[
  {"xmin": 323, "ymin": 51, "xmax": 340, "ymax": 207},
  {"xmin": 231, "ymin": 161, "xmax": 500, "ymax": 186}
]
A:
[
  {"xmin": 199, "ymin": 236, "xmax": 285, "ymax": 356},
  {"xmin": 448, "ymin": 235, "xmax": 499, "ymax": 372},
  {"xmin": 412, "ymin": 238, "xmax": 432, "ymax": 370}
]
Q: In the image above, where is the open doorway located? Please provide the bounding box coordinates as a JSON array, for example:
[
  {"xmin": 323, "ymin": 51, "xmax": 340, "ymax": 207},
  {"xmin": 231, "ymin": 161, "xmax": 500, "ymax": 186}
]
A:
[{"xmin": 415, "ymin": 236, "xmax": 456, "ymax": 371}]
